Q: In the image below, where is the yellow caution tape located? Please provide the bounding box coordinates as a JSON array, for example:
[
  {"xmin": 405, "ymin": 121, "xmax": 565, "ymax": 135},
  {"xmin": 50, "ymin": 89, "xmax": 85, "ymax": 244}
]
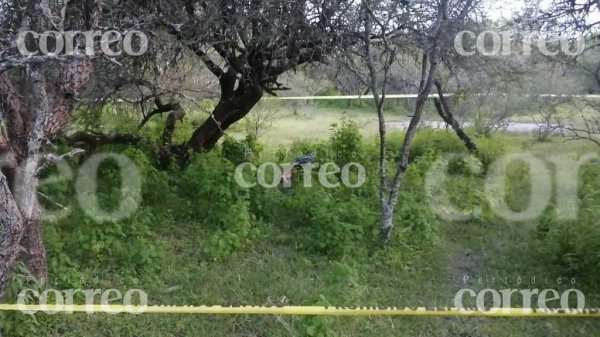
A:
[{"xmin": 0, "ymin": 304, "xmax": 599, "ymax": 317}]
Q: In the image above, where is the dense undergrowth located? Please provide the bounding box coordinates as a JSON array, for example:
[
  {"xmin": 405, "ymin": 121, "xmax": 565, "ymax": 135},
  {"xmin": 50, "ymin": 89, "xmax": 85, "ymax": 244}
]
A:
[{"xmin": 1, "ymin": 118, "xmax": 599, "ymax": 336}]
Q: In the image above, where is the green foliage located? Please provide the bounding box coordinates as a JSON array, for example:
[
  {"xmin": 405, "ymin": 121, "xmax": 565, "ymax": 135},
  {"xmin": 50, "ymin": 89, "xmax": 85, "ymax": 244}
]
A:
[
  {"xmin": 122, "ymin": 147, "xmax": 177, "ymax": 209},
  {"xmin": 393, "ymin": 151, "xmax": 440, "ymax": 248},
  {"xmin": 476, "ymin": 134, "xmax": 509, "ymax": 168},
  {"xmin": 39, "ymin": 149, "xmax": 164, "ymax": 287},
  {"xmin": 221, "ymin": 135, "xmax": 263, "ymax": 165},
  {"xmin": 203, "ymin": 202, "xmax": 261, "ymax": 260},
  {"xmin": 12, "ymin": 106, "xmax": 600, "ymax": 337},
  {"xmin": 329, "ymin": 118, "xmax": 362, "ymax": 165},
  {"xmin": 0, "ymin": 265, "xmax": 42, "ymax": 337},
  {"xmin": 178, "ymin": 152, "xmax": 249, "ymax": 223},
  {"xmin": 407, "ymin": 128, "xmax": 467, "ymax": 162},
  {"xmin": 178, "ymin": 151, "xmax": 261, "ymax": 259},
  {"xmin": 283, "ymin": 185, "xmax": 366, "ymax": 256},
  {"xmin": 46, "ymin": 211, "xmax": 162, "ymax": 281},
  {"xmin": 532, "ymin": 161, "xmax": 600, "ymax": 289},
  {"xmin": 299, "ymin": 295, "xmax": 337, "ymax": 337}
]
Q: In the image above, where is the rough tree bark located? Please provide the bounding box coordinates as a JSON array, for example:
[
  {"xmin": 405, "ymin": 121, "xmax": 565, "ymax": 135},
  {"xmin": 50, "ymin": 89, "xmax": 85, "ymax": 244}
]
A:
[
  {"xmin": 186, "ymin": 91, "xmax": 263, "ymax": 151},
  {"xmin": 0, "ymin": 69, "xmax": 49, "ymax": 289},
  {"xmin": 0, "ymin": 0, "xmax": 101, "ymax": 293},
  {"xmin": 0, "ymin": 172, "xmax": 24, "ymax": 292}
]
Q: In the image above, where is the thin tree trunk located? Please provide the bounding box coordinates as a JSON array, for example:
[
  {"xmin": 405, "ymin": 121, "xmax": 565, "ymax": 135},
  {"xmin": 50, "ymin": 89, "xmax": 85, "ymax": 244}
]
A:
[
  {"xmin": 382, "ymin": 53, "xmax": 438, "ymax": 244},
  {"xmin": 433, "ymin": 80, "xmax": 478, "ymax": 154}
]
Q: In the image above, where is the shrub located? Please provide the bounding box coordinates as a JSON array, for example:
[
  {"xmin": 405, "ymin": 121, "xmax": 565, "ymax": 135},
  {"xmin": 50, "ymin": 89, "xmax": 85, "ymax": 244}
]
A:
[
  {"xmin": 46, "ymin": 210, "xmax": 162, "ymax": 278},
  {"xmin": 282, "ymin": 185, "xmax": 366, "ymax": 256},
  {"xmin": 203, "ymin": 202, "xmax": 261, "ymax": 260},
  {"xmin": 392, "ymin": 151, "xmax": 440, "ymax": 248},
  {"xmin": 42, "ymin": 148, "xmax": 163, "ymax": 282},
  {"xmin": 179, "ymin": 152, "xmax": 260, "ymax": 259},
  {"xmin": 0, "ymin": 264, "xmax": 43, "ymax": 337},
  {"xmin": 329, "ymin": 118, "xmax": 363, "ymax": 165},
  {"xmin": 221, "ymin": 135, "xmax": 262, "ymax": 165},
  {"xmin": 476, "ymin": 134, "xmax": 509, "ymax": 168},
  {"xmin": 407, "ymin": 128, "xmax": 467, "ymax": 162},
  {"xmin": 531, "ymin": 162, "xmax": 600, "ymax": 289},
  {"xmin": 178, "ymin": 152, "xmax": 250, "ymax": 224}
]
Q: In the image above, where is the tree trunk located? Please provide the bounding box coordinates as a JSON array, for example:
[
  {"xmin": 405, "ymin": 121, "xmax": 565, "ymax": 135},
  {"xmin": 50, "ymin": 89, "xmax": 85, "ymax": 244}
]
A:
[
  {"xmin": 0, "ymin": 2, "xmax": 100, "ymax": 295},
  {"xmin": 381, "ymin": 53, "xmax": 438, "ymax": 244},
  {"xmin": 0, "ymin": 172, "xmax": 24, "ymax": 295},
  {"xmin": 22, "ymin": 216, "xmax": 47, "ymax": 283},
  {"xmin": 187, "ymin": 76, "xmax": 263, "ymax": 152},
  {"xmin": 380, "ymin": 207, "xmax": 394, "ymax": 244},
  {"xmin": 0, "ymin": 69, "xmax": 67, "ymax": 291},
  {"xmin": 433, "ymin": 80, "xmax": 479, "ymax": 154}
]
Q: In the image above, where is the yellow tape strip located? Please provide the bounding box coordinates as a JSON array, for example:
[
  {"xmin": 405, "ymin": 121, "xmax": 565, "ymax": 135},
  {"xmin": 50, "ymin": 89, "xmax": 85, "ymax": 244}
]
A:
[{"xmin": 0, "ymin": 305, "xmax": 599, "ymax": 317}]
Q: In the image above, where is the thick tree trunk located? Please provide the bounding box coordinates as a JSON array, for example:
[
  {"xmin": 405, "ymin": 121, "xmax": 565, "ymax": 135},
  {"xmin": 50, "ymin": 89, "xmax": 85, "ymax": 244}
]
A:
[
  {"xmin": 0, "ymin": 2, "xmax": 100, "ymax": 295},
  {"xmin": 0, "ymin": 67, "xmax": 80, "ymax": 291},
  {"xmin": 13, "ymin": 71, "xmax": 51, "ymax": 284},
  {"xmin": 187, "ymin": 76, "xmax": 263, "ymax": 152},
  {"xmin": 0, "ymin": 172, "xmax": 24, "ymax": 295},
  {"xmin": 22, "ymin": 216, "xmax": 47, "ymax": 283}
]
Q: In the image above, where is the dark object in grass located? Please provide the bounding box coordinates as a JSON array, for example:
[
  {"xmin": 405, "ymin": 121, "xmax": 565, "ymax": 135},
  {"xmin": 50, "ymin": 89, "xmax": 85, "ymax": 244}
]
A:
[
  {"xmin": 282, "ymin": 154, "xmax": 316, "ymax": 184},
  {"xmin": 292, "ymin": 154, "xmax": 316, "ymax": 168}
]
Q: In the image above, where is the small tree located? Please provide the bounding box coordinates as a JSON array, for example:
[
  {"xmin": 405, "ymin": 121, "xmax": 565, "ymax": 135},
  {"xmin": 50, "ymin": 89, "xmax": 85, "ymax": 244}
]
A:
[{"xmin": 342, "ymin": 0, "xmax": 479, "ymax": 243}]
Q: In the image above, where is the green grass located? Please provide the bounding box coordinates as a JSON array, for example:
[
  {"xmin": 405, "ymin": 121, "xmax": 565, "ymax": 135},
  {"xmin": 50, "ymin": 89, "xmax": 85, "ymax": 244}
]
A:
[
  {"xmin": 27, "ymin": 202, "xmax": 600, "ymax": 336},
  {"xmin": 4, "ymin": 105, "xmax": 600, "ymax": 336}
]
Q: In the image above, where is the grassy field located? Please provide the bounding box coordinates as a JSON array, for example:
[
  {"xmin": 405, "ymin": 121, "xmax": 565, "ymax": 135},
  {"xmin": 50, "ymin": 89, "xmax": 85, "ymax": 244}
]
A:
[{"xmin": 3, "ymin": 102, "xmax": 600, "ymax": 336}]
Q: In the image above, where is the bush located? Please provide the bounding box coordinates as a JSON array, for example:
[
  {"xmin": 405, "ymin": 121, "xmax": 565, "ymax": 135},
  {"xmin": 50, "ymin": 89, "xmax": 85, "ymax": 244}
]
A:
[
  {"xmin": 42, "ymin": 148, "xmax": 164, "ymax": 283},
  {"xmin": 46, "ymin": 210, "xmax": 162, "ymax": 280},
  {"xmin": 179, "ymin": 152, "xmax": 261, "ymax": 259},
  {"xmin": 392, "ymin": 150, "xmax": 440, "ymax": 248},
  {"xmin": 282, "ymin": 184, "xmax": 367, "ymax": 256},
  {"xmin": 0, "ymin": 264, "xmax": 43, "ymax": 337},
  {"xmin": 476, "ymin": 134, "xmax": 509, "ymax": 168},
  {"xmin": 407, "ymin": 128, "xmax": 467, "ymax": 162},
  {"xmin": 531, "ymin": 161, "xmax": 600, "ymax": 289},
  {"xmin": 203, "ymin": 202, "xmax": 261, "ymax": 260},
  {"xmin": 221, "ymin": 134, "xmax": 263, "ymax": 165},
  {"xmin": 329, "ymin": 118, "xmax": 363, "ymax": 165},
  {"xmin": 178, "ymin": 152, "xmax": 249, "ymax": 224}
]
